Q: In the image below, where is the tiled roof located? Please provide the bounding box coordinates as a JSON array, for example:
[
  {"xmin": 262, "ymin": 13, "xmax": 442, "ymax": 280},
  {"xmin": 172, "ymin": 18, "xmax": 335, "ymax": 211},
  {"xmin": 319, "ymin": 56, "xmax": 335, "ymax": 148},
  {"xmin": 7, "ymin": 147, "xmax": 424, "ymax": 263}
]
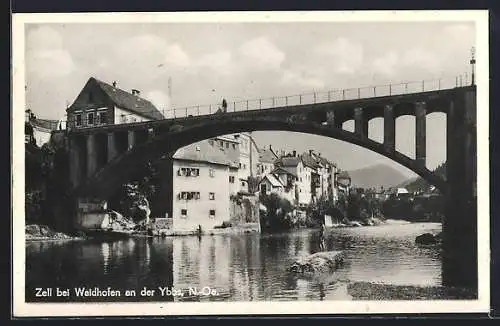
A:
[
  {"xmin": 337, "ymin": 170, "xmax": 351, "ymax": 179},
  {"xmin": 173, "ymin": 140, "xmax": 231, "ymax": 166},
  {"xmin": 272, "ymin": 166, "xmax": 297, "ymax": 178},
  {"xmin": 30, "ymin": 118, "xmax": 59, "ymax": 131},
  {"xmin": 262, "ymin": 173, "xmax": 284, "ymax": 188},
  {"xmin": 300, "ymin": 152, "xmax": 320, "ymax": 169},
  {"xmin": 279, "ymin": 156, "xmax": 301, "ymax": 167},
  {"xmin": 93, "ymin": 78, "xmax": 164, "ymax": 120},
  {"xmin": 259, "ymin": 148, "xmax": 278, "ymax": 164}
]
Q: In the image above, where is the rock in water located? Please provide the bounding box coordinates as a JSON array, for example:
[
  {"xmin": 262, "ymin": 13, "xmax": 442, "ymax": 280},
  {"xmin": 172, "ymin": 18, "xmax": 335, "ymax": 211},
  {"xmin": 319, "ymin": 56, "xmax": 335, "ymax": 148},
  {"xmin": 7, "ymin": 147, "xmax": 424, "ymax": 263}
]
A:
[
  {"xmin": 289, "ymin": 251, "xmax": 344, "ymax": 274},
  {"xmin": 415, "ymin": 233, "xmax": 437, "ymax": 245}
]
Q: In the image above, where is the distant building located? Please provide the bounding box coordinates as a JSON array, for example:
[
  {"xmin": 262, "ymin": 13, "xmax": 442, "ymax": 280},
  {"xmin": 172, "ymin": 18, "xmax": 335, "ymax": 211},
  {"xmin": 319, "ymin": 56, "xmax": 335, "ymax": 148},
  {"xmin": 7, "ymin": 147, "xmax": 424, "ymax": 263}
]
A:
[
  {"xmin": 259, "ymin": 173, "xmax": 285, "ymax": 196},
  {"xmin": 336, "ymin": 170, "xmax": 352, "ymax": 197},
  {"xmin": 257, "ymin": 145, "xmax": 279, "ymax": 177},
  {"xmin": 24, "ymin": 109, "xmax": 59, "ymax": 147},
  {"xmin": 210, "ymin": 132, "xmax": 259, "ymax": 193},
  {"xmin": 171, "ymin": 140, "xmax": 232, "ymax": 233},
  {"xmin": 66, "ymin": 77, "xmax": 164, "ymax": 130}
]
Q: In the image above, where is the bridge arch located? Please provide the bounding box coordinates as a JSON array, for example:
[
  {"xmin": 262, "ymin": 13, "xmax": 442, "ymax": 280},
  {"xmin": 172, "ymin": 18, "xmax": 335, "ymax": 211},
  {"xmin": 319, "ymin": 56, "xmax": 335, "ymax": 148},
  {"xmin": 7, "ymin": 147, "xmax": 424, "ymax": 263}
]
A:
[{"xmin": 78, "ymin": 118, "xmax": 447, "ymax": 198}]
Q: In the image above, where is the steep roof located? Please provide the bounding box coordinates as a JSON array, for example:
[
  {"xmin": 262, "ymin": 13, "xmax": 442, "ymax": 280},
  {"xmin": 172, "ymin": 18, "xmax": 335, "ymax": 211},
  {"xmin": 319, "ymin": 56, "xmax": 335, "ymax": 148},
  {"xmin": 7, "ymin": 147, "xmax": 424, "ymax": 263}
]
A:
[
  {"xmin": 68, "ymin": 77, "xmax": 164, "ymax": 120},
  {"xmin": 261, "ymin": 173, "xmax": 284, "ymax": 188},
  {"xmin": 259, "ymin": 148, "xmax": 278, "ymax": 164},
  {"xmin": 279, "ymin": 156, "xmax": 301, "ymax": 167},
  {"xmin": 337, "ymin": 170, "xmax": 351, "ymax": 179},
  {"xmin": 93, "ymin": 78, "xmax": 164, "ymax": 120},
  {"xmin": 30, "ymin": 118, "xmax": 59, "ymax": 131},
  {"xmin": 272, "ymin": 166, "xmax": 297, "ymax": 178},
  {"xmin": 300, "ymin": 152, "xmax": 320, "ymax": 169},
  {"xmin": 173, "ymin": 140, "xmax": 231, "ymax": 166}
]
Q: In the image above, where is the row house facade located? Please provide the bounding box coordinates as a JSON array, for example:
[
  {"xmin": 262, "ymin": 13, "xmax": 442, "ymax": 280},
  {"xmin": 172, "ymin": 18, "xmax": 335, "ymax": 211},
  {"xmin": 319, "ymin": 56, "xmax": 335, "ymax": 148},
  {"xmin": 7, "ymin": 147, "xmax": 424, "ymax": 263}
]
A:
[
  {"xmin": 209, "ymin": 132, "xmax": 260, "ymax": 194},
  {"xmin": 66, "ymin": 77, "xmax": 164, "ymax": 130},
  {"xmin": 171, "ymin": 140, "xmax": 232, "ymax": 232},
  {"xmin": 260, "ymin": 149, "xmax": 340, "ymax": 209}
]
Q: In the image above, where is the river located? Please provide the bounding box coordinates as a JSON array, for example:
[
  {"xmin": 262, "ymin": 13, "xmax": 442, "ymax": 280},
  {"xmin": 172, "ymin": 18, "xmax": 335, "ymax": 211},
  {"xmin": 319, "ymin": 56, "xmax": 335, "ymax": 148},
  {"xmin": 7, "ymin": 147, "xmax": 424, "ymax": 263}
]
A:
[{"xmin": 25, "ymin": 221, "xmax": 442, "ymax": 302}]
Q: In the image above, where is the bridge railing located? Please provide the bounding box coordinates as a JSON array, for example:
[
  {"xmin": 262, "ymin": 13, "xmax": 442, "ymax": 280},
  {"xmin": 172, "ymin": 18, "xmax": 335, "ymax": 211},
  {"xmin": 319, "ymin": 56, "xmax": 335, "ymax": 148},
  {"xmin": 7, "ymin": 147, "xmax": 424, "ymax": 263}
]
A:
[{"xmin": 64, "ymin": 73, "xmax": 473, "ymax": 126}]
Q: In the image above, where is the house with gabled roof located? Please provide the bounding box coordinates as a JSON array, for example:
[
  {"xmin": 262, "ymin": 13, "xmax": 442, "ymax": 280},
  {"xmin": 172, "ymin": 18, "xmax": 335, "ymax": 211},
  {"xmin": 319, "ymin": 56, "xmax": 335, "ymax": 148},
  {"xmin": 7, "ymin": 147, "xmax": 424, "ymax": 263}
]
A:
[{"xmin": 66, "ymin": 77, "xmax": 164, "ymax": 129}]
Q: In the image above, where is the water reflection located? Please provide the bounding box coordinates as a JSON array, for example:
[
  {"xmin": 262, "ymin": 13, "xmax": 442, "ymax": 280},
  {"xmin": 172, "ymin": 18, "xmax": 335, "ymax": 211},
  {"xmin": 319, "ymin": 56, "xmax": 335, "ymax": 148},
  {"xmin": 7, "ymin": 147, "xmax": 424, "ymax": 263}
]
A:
[{"xmin": 26, "ymin": 222, "xmax": 442, "ymax": 302}]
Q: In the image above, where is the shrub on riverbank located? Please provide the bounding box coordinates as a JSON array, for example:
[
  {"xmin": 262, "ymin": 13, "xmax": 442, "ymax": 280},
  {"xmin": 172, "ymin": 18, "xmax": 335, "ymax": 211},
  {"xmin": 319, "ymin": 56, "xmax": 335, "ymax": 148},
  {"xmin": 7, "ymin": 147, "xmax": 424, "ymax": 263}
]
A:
[{"xmin": 259, "ymin": 193, "xmax": 295, "ymax": 232}]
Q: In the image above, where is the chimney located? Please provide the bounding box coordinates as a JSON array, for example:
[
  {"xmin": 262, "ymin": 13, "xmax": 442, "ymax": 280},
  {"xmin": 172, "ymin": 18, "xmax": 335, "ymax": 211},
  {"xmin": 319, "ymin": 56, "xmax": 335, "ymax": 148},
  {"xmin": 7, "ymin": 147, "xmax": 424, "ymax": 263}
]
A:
[
  {"xmin": 112, "ymin": 81, "xmax": 117, "ymax": 88},
  {"xmin": 292, "ymin": 150, "xmax": 296, "ymax": 157},
  {"xmin": 132, "ymin": 89, "xmax": 140, "ymax": 96}
]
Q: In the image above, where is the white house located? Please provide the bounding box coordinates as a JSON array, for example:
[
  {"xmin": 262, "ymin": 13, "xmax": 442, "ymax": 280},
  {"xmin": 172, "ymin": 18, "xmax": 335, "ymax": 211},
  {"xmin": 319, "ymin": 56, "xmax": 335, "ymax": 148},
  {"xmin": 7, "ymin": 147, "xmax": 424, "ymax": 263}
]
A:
[
  {"xmin": 66, "ymin": 77, "xmax": 164, "ymax": 130},
  {"xmin": 172, "ymin": 140, "xmax": 231, "ymax": 233},
  {"xmin": 25, "ymin": 109, "xmax": 59, "ymax": 147}
]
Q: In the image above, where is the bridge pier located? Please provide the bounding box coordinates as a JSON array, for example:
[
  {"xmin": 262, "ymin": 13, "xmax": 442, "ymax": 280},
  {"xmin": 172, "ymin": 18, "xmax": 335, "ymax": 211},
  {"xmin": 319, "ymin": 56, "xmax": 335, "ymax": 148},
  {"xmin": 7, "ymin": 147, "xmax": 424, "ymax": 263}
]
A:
[
  {"xmin": 69, "ymin": 136, "xmax": 83, "ymax": 188},
  {"xmin": 128, "ymin": 130, "xmax": 136, "ymax": 150},
  {"xmin": 415, "ymin": 102, "xmax": 427, "ymax": 168},
  {"xmin": 354, "ymin": 107, "xmax": 368, "ymax": 138},
  {"xmin": 86, "ymin": 134, "xmax": 97, "ymax": 177},
  {"xmin": 383, "ymin": 104, "xmax": 395, "ymax": 152},
  {"xmin": 107, "ymin": 132, "xmax": 118, "ymax": 162},
  {"xmin": 442, "ymin": 89, "xmax": 477, "ymax": 290}
]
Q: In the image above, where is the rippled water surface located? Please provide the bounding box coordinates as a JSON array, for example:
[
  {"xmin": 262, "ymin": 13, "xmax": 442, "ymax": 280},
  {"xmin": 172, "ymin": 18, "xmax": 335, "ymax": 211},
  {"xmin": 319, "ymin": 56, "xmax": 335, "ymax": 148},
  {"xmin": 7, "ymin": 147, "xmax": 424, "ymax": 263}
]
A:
[{"xmin": 26, "ymin": 222, "xmax": 442, "ymax": 302}]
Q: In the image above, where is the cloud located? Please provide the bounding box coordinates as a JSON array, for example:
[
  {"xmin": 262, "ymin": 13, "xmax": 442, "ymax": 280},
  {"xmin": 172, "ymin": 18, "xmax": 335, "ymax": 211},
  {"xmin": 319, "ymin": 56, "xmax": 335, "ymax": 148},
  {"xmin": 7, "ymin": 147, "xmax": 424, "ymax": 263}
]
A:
[
  {"xmin": 314, "ymin": 38, "xmax": 364, "ymax": 74},
  {"xmin": 196, "ymin": 50, "xmax": 234, "ymax": 74},
  {"xmin": 143, "ymin": 90, "xmax": 171, "ymax": 110},
  {"xmin": 281, "ymin": 69, "xmax": 324, "ymax": 89},
  {"xmin": 371, "ymin": 51, "xmax": 399, "ymax": 77},
  {"xmin": 371, "ymin": 48, "xmax": 442, "ymax": 77},
  {"xmin": 164, "ymin": 43, "xmax": 191, "ymax": 67},
  {"xmin": 26, "ymin": 26, "xmax": 75, "ymax": 78},
  {"xmin": 114, "ymin": 34, "xmax": 191, "ymax": 77},
  {"xmin": 238, "ymin": 37, "xmax": 285, "ymax": 70}
]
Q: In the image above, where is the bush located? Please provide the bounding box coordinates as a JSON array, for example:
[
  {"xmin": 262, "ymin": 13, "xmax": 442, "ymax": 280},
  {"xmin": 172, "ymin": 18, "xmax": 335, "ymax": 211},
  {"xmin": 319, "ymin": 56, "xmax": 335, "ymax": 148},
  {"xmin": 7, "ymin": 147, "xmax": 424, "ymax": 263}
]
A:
[{"xmin": 260, "ymin": 193, "xmax": 294, "ymax": 232}]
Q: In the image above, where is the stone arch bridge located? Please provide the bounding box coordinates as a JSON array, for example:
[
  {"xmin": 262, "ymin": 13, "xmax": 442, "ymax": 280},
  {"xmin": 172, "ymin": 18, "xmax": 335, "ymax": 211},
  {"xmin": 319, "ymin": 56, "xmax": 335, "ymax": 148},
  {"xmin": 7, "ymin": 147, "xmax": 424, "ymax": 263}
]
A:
[{"xmin": 61, "ymin": 84, "xmax": 477, "ymax": 288}]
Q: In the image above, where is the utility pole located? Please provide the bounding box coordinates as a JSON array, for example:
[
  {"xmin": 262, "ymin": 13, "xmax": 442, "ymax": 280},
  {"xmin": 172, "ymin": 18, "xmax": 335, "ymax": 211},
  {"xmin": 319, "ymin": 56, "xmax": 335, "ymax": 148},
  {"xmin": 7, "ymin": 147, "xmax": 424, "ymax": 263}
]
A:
[{"xmin": 470, "ymin": 46, "xmax": 476, "ymax": 86}]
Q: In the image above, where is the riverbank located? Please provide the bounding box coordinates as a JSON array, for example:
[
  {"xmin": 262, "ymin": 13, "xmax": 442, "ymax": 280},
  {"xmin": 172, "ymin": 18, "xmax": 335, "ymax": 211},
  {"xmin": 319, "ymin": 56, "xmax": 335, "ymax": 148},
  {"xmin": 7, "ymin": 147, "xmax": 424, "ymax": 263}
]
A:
[
  {"xmin": 25, "ymin": 224, "xmax": 85, "ymax": 242},
  {"xmin": 347, "ymin": 282, "xmax": 477, "ymax": 300}
]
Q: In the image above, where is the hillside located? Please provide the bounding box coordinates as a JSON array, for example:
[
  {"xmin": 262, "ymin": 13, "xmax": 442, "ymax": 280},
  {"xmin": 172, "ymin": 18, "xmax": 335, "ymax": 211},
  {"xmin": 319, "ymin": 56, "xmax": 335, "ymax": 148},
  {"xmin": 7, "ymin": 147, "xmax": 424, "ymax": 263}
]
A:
[
  {"xmin": 400, "ymin": 163, "xmax": 447, "ymax": 192},
  {"xmin": 347, "ymin": 164, "xmax": 410, "ymax": 189}
]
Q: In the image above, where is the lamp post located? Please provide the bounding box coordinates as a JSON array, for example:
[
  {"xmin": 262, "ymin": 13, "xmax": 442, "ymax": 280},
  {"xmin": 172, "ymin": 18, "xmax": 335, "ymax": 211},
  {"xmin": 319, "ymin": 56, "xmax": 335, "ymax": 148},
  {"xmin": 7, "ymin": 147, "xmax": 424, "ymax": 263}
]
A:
[{"xmin": 470, "ymin": 46, "xmax": 476, "ymax": 86}]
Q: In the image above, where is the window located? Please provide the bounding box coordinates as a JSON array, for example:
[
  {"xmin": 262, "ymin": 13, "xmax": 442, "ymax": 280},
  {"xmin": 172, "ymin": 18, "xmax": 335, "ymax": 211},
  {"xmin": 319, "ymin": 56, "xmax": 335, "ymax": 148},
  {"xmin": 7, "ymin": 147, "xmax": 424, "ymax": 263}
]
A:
[
  {"xmin": 226, "ymin": 142, "xmax": 229, "ymax": 149},
  {"xmin": 87, "ymin": 112, "xmax": 95, "ymax": 125},
  {"xmin": 241, "ymin": 181, "xmax": 245, "ymax": 187},
  {"xmin": 232, "ymin": 144, "xmax": 236, "ymax": 149},
  {"xmin": 209, "ymin": 139, "xmax": 214, "ymax": 146},
  {"xmin": 239, "ymin": 163, "xmax": 242, "ymax": 168},
  {"xmin": 209, "ymin": 169, "xmax": 215, "ymax": 177},
  {"xmin": 75, "ymin": 114, "xmax": 82, "ymax": 127},
  {"xmin": 97, "ymin": 112, "xmax": 107, "ymax": 124},
  {"xmin": 243, "ymin": 164, "xmax": 246, "ymax": 170},
  {"xmin": 209, "ymin": 192, "xmax": 215, "ymax": 200},
  {"xmin": 181, "ymin": 209, "xmax": 188, "ymax": 218},
  {"xmin": 179, "ymin": 192, "xmax": 200, "ymax": 200},
  {"xmin": 219, "ymin": 140, "xmax": 223, "ymax": 147},
  {"xmin": 209, "ymin": 209, "xmax": 216, "ymax": 218},
  {"xmin": 229, "ymin": 176, "xmax": 235, "ymax": 183},
  {"xmin": 300, "ymin": 177, "xmax": 302, "ymax": 182}
]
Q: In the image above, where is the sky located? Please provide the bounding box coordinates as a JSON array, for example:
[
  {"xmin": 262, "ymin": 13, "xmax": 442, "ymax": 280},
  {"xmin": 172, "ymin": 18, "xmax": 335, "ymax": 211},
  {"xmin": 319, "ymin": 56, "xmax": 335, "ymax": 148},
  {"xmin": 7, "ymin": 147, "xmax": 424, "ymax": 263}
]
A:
[{"xmin": 24, "ymin": 20, "xmax": 476, "ymax": 177}]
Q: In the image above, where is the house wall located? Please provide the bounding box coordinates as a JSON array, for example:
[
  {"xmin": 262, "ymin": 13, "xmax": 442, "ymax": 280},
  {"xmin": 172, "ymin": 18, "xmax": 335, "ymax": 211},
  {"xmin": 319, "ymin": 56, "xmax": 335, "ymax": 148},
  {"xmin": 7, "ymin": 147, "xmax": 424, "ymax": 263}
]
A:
[
  {"xmin": 172, "ymin": 160, "xmax": 229, "ymax": 232},
  {"xmin": 32, "ymin": 127, "xmax": 52, "ymax": 147},
  {"xmin": 296, "ymin": 162, "xmax": 312, "ymax": 207},
  {"xmin": 113, "ymin": 106, "xmax": 150, "ymax": 124}
]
